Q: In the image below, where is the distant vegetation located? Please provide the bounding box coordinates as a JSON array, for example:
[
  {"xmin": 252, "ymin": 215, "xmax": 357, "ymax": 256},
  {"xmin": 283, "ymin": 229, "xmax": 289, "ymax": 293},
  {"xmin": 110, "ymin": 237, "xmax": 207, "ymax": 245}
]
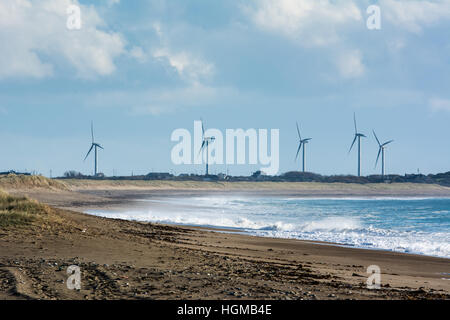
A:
[
  {"xmin": 0, "ymin": 174, "xmax": 68, "ymax": 191},
  {"xmin": 277, "ymin": 171, "xmax": 450, "ymax": 186},
  {"xmin": 57, "ymin": 170, "xmax": 450, "ymax": 187}
]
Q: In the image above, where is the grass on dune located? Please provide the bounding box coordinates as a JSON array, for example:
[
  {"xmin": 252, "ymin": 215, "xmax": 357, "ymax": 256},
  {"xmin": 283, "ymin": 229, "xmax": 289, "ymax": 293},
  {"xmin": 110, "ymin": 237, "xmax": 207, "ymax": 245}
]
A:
[
  {"xmin": 60, "ymin": 178, "xmax": 450, "ymax": 191},
  {"xmin": 0, "ymin": 174, "xmax": 68, "ymax": 191},
  {"xmin": 0, "ymin": 190, "xmax": 59, "ymax": 228}
]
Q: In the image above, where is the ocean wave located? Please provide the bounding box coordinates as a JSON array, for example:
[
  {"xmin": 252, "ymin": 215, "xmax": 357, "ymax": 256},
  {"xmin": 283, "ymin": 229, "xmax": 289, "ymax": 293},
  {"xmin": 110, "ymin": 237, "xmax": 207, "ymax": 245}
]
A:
[
  {"xmin": 281, "ymin": 196, "xmax": 450, "ymax": 201},
  {"xmin": 85, "ymin": 196, "xmax": 450, "ymax": 259},
  {"xmin": 253, "ymin": 228, "xmax": 450, "ymax": 258}
]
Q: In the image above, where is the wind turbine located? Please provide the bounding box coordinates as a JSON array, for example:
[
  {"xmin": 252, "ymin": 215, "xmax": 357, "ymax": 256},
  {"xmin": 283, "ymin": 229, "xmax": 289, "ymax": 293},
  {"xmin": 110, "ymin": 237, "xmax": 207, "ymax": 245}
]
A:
[
  {"xmin": 295, "ymin": 122, "xmax": 312, "ymax": 172},
  {"xmin": 349, "ymin": 113, "xmax": 366, "ymax": 177},
  {"xmin": 373, "ymin": 130, "xmax": 393, "ymax": 177},
  {"xmin": 84, "ymin": 121, "xmax": 104, "ymax": 176},
  {"xmin": 198, "ymin": 118, "xmax": 215, "ymax": 176}
]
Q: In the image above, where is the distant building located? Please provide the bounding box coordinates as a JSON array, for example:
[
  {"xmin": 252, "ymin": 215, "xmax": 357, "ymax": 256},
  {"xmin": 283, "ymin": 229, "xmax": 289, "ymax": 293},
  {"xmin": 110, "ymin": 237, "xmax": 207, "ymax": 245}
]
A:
[
  {"xmin": 0, "ymin": 170, "xmax": 31, "ymax": 176},
  {"xmin": 146, "ymin": 172, "xmax": 173, "ymax": 180},
  {"xmin": 217, "ymin": 173, "xmax": 228, "ymax": 180}
]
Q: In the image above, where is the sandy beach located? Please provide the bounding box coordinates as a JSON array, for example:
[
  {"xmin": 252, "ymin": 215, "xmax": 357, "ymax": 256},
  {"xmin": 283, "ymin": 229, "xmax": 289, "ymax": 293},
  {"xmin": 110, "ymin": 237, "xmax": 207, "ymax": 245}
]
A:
[{"xmin": 1, "ymin": 176, "xmax": 449, "ymax": 300}]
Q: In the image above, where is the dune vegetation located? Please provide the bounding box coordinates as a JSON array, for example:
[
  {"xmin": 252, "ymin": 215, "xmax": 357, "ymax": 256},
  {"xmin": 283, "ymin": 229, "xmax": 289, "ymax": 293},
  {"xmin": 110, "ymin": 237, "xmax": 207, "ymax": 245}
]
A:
[
  {"xmin": 59, "ymin": 178, "xmax": 450, "ymax": 194},
  {"xmin": 0, "ymin": 190, "xmax": 60, "ymax": 228},
  {"xmin": 0, "ymin": 174, "xmax": 68, "ymax": 191}
]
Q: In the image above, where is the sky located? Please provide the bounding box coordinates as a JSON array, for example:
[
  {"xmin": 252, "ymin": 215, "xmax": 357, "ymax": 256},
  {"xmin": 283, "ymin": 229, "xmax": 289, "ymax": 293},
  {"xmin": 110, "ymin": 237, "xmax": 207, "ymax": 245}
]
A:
[{"xmin": 0, "ymin": 0, "xmax": 450, "ymax": 177}]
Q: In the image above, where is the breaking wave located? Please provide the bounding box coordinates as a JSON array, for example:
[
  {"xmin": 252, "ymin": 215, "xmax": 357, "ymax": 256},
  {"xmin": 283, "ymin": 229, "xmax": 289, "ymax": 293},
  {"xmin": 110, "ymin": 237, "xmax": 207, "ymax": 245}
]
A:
[{"xmin": 86, "ymin": 196, "xmax": 450, "ymax": 258}]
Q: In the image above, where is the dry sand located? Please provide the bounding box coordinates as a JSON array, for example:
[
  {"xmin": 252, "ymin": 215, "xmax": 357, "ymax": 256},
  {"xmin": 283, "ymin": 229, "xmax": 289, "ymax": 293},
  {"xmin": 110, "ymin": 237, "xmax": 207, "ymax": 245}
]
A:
[{"xmin": 1, "ymin": 177, "xmax": 449, "ymax": 300}]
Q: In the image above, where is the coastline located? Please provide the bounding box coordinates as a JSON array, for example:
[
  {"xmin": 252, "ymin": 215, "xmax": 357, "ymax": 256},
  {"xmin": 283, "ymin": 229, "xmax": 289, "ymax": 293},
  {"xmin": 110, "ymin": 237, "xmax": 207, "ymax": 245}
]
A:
[
  {"xmin": 32, "ymin": 181, "xmax": 450, "ymax": 260},
  {"xmin": 1, "ymin": 178, "xmax": 449, "ymax": 300},
  {"xmin": 8, "ymin": 179, "xmax": 450, "ymax": 213}
]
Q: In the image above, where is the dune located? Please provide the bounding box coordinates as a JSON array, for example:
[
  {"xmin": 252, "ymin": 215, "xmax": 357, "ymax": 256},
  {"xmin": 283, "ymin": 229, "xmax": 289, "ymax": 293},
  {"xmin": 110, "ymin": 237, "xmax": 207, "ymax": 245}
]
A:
[
  {"xmin": 55, "ymin": 178, "xmax": 450, "ymax": 196},
  {"xmin": 0, "ymin": 174, "xmax": 69, "ymax": 192}
]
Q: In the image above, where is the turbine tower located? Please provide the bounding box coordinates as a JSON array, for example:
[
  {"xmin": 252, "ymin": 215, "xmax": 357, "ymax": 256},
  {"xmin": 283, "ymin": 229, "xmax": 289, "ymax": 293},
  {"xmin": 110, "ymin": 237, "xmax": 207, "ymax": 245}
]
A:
[
  {"xmin": 373, "ymin": 130, "xmax": 394, "ymax": 177},
  {"xmin": 349, "ymin": 113, "xmax": 366, "ymax": 177},
  {"xmin": 84, "ymin": 121, "xmax": 104, "ymax": 176},
  {"xmin": 198, "ymin": 118, "xmax": 215, "ymax": 176},
  {"xmin": 295, "ymin": 122, "xmax": 312, "ymax": 172}
]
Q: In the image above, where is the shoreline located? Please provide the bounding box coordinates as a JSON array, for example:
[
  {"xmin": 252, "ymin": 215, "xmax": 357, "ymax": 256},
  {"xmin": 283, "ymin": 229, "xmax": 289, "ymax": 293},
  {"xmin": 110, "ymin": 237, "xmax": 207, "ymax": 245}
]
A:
[
  {"xmin": 75, "ymin": 189, "xmax": 450, "ymax": 260},
  {"xmin": 10, "ymin": 183, "xmax": 450, "ymax": 260},
  {"xmin": 1, "ymin": 178, "xmax": 449, "ymax": 300},
  {"xmin": 92, "ymin": 219, "xmax": 450, "ymax": 261}
]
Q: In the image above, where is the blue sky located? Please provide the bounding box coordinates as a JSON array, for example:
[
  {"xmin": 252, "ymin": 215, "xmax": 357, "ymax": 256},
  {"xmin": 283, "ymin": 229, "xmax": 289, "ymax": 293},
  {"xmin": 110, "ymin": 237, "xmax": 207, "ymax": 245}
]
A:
[{"xmin": 0, "ymin": 0, "xmax": 450, "ymax": 177}]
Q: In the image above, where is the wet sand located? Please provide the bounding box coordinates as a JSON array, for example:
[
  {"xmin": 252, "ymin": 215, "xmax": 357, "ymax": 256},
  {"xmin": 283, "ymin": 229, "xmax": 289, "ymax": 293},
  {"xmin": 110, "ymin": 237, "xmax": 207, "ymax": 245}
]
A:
[{"xmin": 1, "ymin": 179, "xmax": 449, "ymax": 300}]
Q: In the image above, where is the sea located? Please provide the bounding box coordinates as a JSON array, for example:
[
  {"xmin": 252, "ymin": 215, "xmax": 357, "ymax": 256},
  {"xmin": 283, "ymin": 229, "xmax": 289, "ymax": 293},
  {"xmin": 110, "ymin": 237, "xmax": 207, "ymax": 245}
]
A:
[{"xmin": 85, "ymin": 196, "xmax": 450, "ymax": 258}]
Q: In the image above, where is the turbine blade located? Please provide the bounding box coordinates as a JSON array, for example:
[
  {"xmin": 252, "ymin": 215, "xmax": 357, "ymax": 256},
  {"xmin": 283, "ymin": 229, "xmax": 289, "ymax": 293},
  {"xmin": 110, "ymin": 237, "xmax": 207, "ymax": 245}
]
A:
[
  {"xmin": 375, "ymin": 147, "xmax": 382, "ymax": 168},
  {"xmin": 198, "ymin": 140, "xmax": 206, "ymax": 157},
  {"xmin": 91, "ymin": 121, "xmax": 94, "ymax": 143},
  {"xmin": 200, "ymin": 118, "xmax": 205, "ymax": 137},
  {"xmin": 296, "ymin": 122, "xmax": 301, "ymax": 140},
  {"xmin": 353, "ymin": 112, "xmax": 357, "ymax": 133},
  {"xmin": 349, "ymin": 135, "xmax": 357, "ymax": 153},
  {"xmin": 84, "ymin": 144, "xmax": 94, "ymax": 161},
  {"xmin": 382, "ymin": 140, "xmax": 394, "ymax": 146},
  {"xmin": 295, "ymin": 142, "xmax": 302, "ymax": 160},
  {"xmin": 97, "ymin": 144, "xmax": 104, "ymax": 150},
  {"xmin": 373, "ymin": 130, "xmax": 381, "ymax": 146}
]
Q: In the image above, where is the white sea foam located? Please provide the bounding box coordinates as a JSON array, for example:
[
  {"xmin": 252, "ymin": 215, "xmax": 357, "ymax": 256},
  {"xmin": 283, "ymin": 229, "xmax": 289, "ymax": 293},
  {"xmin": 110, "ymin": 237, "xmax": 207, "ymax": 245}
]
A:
[
  {"xmin": 281, "ymin": 196, "xmax": 450, "ymax": 201},
  {"xmin": 85, "ymin": 196, "xmax": 450, "ymax": 259}
]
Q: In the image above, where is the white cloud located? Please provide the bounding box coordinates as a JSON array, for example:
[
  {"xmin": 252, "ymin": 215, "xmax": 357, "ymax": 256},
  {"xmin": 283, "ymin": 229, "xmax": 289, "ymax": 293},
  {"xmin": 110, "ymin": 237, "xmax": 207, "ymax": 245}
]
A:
[
  {"xmin": 429, "ymin": 97, "xmax": 450, "ymax": 112},
  {"xmin": 131, "ymin": 84, "xmax": 219, "ymax": 115},
  {"xmin": 381, "ymin": 0, "xmax": 450, "ymax": 33},
  {"xmin": 387, "ymin": 38, "xmax": 406, "ymax": 52},
  {"xmin": 243, "ymin": 0, "xmax": 366, "ymax": 79},
  {"xmin": 336, "ymin": 50, "xmax": 365, "ymax": 79},
  {"xmin": 153, "ymin": 22, "xmax": 163, "ymax": 38},
  {"xmin": 129, "ymin": 46, "xmax": 147, "ymax": 63},
  {"xmin": 243, "ymin": 0, "xmax": 362, "ymax": 46},
  {"xmin": 106, "ymin": 0, "xmax": 120, "ymax": 7},
  {"xmin": 88, "ymin": 83, "xmax": 226, "ymax": 115},
  {"xmin": 152, "ymin": 48, "xmax": 214, "ymax": 83},
  {"xmin": 0, "ymin": 0, "xmax": 130, "ymax": 79},
  {"xmin": 151, "ymin": 23, "xmax": 214, "ymax": 84}
]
